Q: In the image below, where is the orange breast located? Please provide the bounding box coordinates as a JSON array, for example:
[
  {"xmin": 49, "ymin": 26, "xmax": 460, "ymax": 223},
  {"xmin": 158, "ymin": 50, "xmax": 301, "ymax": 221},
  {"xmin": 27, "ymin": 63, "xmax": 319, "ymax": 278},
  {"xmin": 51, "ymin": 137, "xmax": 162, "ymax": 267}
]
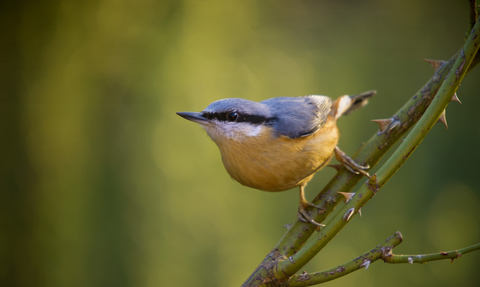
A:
[{"xmin": 216, "ymin": 116, "xmax": 339, "ymax": 192}]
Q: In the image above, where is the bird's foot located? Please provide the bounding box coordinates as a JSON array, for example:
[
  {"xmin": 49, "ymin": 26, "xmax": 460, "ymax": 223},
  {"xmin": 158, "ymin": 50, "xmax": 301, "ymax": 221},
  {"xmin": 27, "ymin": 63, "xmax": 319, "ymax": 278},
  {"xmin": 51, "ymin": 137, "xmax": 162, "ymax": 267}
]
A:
[
  {"xmin": 334, "ymin": 146, "xmax": 370, "ymax": 177},
  {"xmin": 297, "ymin": 199, "xmax": 325, "ymax": 229}
]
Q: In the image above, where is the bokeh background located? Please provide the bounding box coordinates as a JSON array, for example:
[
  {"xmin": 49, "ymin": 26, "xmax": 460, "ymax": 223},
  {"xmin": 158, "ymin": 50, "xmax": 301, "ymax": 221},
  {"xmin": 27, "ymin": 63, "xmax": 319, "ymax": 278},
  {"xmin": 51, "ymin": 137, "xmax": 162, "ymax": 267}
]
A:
[{"xmin": 2, "ymin": 1, "xmax": 480, "ymax": 286}]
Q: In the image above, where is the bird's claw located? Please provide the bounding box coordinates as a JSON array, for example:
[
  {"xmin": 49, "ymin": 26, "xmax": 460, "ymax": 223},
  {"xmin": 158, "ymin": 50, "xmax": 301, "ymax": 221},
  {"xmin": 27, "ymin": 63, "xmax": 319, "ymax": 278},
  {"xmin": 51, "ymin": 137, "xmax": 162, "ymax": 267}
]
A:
[
  {"xmin": 334, "ymin": 146, "xmax": 370, "ymax": 177},
  {"xmin": 297, "ymin": 201, "xmax": 325, "ymax": 228}
]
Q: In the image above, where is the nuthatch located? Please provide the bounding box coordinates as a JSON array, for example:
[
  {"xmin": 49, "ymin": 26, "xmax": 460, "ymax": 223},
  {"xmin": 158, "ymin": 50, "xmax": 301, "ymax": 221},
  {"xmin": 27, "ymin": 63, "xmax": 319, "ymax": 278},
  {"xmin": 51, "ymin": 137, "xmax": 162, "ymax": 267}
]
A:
[{"xmin": 177, "ymin": 91, "xmax": 375, "ymax": 227}]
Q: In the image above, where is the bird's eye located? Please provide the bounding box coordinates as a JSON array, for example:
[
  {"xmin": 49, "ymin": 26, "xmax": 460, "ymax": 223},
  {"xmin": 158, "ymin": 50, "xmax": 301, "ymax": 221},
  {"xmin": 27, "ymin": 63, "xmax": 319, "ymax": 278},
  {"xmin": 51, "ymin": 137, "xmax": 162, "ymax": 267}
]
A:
[{"xmin": 227, "ymin": 111, "xmax": 238, "ymax": 122}]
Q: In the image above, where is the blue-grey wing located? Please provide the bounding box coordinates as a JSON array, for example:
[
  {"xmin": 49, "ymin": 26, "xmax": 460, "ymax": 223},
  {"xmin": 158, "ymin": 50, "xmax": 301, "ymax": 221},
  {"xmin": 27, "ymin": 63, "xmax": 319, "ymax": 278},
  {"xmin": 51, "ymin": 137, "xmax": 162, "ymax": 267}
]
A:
[{"xmin": 261, "ymin": 95, "xmax": 332, "ymax": 139}]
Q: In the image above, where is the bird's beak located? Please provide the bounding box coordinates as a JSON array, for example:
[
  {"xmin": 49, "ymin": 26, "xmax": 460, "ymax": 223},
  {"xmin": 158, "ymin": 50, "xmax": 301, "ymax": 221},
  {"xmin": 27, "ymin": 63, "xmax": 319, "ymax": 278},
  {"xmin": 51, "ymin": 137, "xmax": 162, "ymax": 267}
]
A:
[{"xmin": 176, "ymin": 112, "xmax": 209, "ymax": 124}]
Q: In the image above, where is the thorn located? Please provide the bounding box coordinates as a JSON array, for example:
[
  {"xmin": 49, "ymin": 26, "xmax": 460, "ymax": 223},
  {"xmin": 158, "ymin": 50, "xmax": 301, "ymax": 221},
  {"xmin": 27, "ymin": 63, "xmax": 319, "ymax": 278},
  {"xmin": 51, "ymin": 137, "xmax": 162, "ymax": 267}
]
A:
[
  {"xmin": 451, "ymin": 93, "xmax": 462, "ymax": 104},
  {"xmin": 358, "ymin": 208, "xmax": 362, "ymax": 217},
  {"xmin": 361, "ymin": 260, "xmax": 371, "ymax": 270},
  {"xmin": 343, "ymin": 208, "xmax": 355, "ymax": 221},
  {"xmin": 372, "ymin": 117, "xmax": 400, "ymax": 135},
  {"xmin": 337, "ymin": 192, "xmax": 355, "ymax": 203},
  {"xmin": 289, "ymin": 256, "xmax": 295, "ymax": 263},
  {"xmin": 408, "ymin": 256, "xmax": 414, "ymax": 264},
  {"xmin": 327, "ymin": 164, "xmax": 342, "ymax": 171},
  {"xmin": 437, "ymin": 109, "xmax": 448, "ymax": 129},
  {"xmin": 450, "ymin": 258, "xmax": 455, "ymax": 264},
  {"xmin": 372, "ymin": 118, "xmax": 394, "ymax": 134},
  {"xmin": 283, "ymin": 223, "xmax": 293, "ymax": 229},
  {"xmin": 440, "ymin": 251, "xmax": 448, "ymax": 255},
  {"xmin": 423, "ymin": 59, "xmax": 446, "ymax": 71}
]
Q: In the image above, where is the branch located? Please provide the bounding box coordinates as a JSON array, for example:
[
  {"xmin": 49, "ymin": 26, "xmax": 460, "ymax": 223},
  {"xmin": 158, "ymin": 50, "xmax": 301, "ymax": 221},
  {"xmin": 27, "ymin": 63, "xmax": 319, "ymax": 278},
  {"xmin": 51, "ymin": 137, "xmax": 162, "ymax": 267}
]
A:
[
  {"xmin": 244, "ymin": 45, "xmax": 459, "ymax": 287},
  {"xmin": 283, "ymin": 232, "xmax": 403, "ymax": 287},
  {"xmin": 269, "ymin": 55, "xmax": 456, "ymax": 261},
  {"xmin": 373, "ymin": 18, "xmax": 480, "ymax": 189},
  {"xmin": 274, "ymin": 15, "xmax": 480, "ymax": 278},
  {"xmin": 272, "ymin": 50, "xmax": 467, "ymax": 263},
  {"xmin": 268, "ymin": 236, "xmax": 480, "ymax": 287},
  {"xmin": 243, "ymin": 15, "xmax": 480, "ymax": 287},
  {"xmin": 384, "ymin": 243, "xmax": 480, "ymax": 264}
]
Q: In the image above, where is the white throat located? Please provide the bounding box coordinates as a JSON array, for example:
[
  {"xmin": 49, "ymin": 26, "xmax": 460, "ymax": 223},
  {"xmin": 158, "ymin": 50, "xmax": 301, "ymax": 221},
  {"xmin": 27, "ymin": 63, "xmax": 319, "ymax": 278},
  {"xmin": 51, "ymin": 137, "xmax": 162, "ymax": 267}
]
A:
[{"xmin": 202, "ymin": 121, "xmax": 267, "ymax": 142}]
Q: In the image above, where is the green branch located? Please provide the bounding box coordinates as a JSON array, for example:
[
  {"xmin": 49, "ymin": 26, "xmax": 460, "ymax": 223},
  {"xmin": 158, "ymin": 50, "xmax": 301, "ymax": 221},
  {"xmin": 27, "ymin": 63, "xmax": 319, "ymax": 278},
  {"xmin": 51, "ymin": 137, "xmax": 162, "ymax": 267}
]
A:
[
  {"xmin": 275, "ymin": 15, "xmax": 480, "ymax": 278},
  {"xmin": 271, "ymin": 48, "xmax": 463, "ymax": 263},
  {"xmin": 269, "ymin": 236, "xmax": 480, "ymax": 287},
  {"xmin": 244, "ymin": 46, "xmax": 459, "ymax": 287},
  {"xmin": 375, "ymin": 24, "xmax": 479, "ymax": 188},
  {"xmin": 284, "ymin": 232, "xmax": 403, "ymax": 287},
  {"xmin": 384, "ymin": 243, "xmax": 480, "ymax": 264},
  {"xmin": 243, "ymin": 14, "xmax": 480, "ymax": 287}
]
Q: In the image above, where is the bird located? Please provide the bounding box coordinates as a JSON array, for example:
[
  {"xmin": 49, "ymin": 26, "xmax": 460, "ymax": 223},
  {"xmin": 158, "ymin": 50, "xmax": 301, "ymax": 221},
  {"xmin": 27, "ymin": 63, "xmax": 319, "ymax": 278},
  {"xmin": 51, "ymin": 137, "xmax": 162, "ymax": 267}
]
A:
[{"xmin": 177, "ymin": 91, "xmax": 374, "ymax": 227}]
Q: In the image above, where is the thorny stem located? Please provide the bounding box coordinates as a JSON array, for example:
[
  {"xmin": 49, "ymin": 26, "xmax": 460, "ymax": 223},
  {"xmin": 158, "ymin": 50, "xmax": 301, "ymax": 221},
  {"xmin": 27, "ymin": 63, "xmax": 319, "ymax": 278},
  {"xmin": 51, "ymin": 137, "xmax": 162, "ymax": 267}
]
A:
[
  {"xmin": 374, "ymin": 19, "xmax": 480, "ymax": 188},
  {"xmin": 242, "ymin": 16, "xmax": 480, "ymax": 287},
  {"xmin": 282, "ymin": 232, "xmax": 403, "ymax": 287},
  {"xmin": 269, "ymin": 236, "xmax": 480, "ymax": 287},
  {"xmin": 270, "ymin": 46, "xmax": 470, "ymax": 264},
  {"xmin": 275, "ymin": 16, "xmax": 480, "ymax": 280},
  {"xmin": 383, "ymin": 243, "xmax": 480, "ymax": 264},
  {"xmin": 265, "ymin": 54, "xmax": 456, "ymax": 266}
]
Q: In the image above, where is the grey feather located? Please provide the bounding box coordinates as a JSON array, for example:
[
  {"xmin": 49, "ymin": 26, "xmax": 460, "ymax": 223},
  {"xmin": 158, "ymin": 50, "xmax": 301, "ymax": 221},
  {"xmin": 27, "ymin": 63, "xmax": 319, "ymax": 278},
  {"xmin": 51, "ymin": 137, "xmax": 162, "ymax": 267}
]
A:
[
  {"xmin": 261, "ymin": 95, "xmax": 331, "ymax": 138},
  {"xmin": 203, "ymin": 98, "xmax": 271, "ymax": 117}
]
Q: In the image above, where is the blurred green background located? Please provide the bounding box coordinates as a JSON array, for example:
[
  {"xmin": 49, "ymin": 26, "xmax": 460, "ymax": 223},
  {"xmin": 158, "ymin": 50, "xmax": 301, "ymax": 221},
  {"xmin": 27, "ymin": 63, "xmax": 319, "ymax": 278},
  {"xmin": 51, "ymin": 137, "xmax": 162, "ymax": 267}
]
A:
[{"xmin": 2, "ymin": 1, "xmax": 480, "ymax": 286}]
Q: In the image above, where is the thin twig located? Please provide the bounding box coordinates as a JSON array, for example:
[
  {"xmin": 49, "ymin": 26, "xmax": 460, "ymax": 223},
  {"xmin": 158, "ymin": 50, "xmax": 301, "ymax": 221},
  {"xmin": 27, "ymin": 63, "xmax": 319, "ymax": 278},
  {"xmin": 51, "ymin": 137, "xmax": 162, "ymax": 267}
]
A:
[
  {"xmin": 273, "ymin": 238, "xmax": 480, "ymax": 287},
  {"xmin": 283, "ymin": 232, "xmax": 403, "ymax": 287},
  {"xmin": 384, "ymin": 243, "xmax": 480, "ymax": 264}
]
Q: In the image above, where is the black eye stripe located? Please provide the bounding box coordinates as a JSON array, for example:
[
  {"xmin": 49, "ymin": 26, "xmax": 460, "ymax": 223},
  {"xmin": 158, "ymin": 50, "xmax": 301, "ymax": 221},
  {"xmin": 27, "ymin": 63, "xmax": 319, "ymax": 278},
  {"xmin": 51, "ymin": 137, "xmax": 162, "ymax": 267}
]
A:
[
  {"xmin": 202, "ymin": 112, "xmax": 213, "ymax": 120},
  {"xmin": 237, "ymin": 114, "xmax": 269, "ymax": 124},
  {"xmin": 202, "ymin": 111, "xmax": 271, "ymax": 124}
]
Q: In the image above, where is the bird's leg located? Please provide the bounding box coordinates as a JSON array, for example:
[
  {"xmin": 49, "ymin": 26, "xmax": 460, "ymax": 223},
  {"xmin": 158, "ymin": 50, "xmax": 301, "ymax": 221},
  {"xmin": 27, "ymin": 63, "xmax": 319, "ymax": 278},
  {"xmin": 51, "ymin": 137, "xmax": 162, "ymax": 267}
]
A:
[
  {"xmin": 297, "ymin": 185, "xmax": 325, "ymax": 228},
  {"xmin": 334, "ymin": 146, "xmax": 370, "ymax": 177}
]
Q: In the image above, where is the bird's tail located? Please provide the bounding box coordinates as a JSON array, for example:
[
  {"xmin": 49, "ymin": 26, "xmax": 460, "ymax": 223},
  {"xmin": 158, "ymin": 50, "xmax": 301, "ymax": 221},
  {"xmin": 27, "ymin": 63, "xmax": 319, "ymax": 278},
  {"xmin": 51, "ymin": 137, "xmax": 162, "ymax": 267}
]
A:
[{"xmin": 330, "ymin": 90, "xmax": 376, "ymax": 120}]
